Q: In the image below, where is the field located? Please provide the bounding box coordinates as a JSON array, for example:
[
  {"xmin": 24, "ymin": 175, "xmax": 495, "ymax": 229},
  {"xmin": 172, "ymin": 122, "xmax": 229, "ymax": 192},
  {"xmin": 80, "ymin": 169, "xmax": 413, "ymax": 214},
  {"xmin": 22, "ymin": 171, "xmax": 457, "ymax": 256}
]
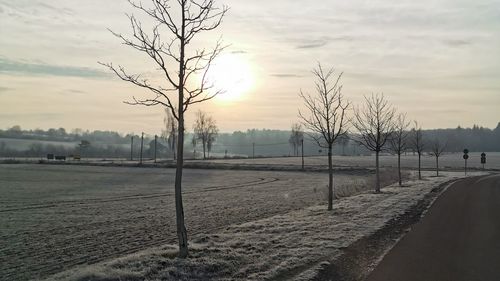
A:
[
  {"xmin": 0, "ymin": 164, "xmax": 369, "ymax": 281},
  {"xmin": 47, "ymin": 171, "xmax": 478, "ymax": 281},
  {"xmin": 188, "ymin": 152, "xmax": 500, "ymax": 170}
]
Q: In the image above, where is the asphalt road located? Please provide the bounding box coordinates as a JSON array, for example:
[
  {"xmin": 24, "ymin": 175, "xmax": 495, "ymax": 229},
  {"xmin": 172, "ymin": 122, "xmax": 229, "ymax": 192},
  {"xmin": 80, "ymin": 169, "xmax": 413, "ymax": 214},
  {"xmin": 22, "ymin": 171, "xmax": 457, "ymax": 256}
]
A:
[{"xmin": 366, "ymin": 174, "xmax": 500, "ymax": 281}]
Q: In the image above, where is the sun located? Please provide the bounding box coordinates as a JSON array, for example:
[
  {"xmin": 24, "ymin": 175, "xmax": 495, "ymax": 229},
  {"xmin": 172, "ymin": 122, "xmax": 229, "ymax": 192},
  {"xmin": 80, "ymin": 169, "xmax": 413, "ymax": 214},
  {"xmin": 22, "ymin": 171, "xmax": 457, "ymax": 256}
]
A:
[{"xmin": 207, "ymin": 53, "xmax": 254, "ymax": 102}]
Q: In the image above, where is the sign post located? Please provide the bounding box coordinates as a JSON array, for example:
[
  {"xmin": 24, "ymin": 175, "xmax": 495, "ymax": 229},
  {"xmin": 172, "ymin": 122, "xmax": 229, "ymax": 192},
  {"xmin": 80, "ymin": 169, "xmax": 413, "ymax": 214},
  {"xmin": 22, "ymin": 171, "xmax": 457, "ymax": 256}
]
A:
[
  {"xmin": 463, "ymin": 149, "xmax": 469, "ymax": 176},
  {"xmin": 481, "ymin": 152, "xmax": 486, "ymax": 170}
]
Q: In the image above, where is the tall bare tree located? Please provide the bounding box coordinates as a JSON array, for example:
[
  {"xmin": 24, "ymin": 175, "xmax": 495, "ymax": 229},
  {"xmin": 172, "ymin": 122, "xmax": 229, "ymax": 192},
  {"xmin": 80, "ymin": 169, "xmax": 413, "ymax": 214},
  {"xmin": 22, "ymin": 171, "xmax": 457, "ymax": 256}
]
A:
[
  {"xmin": 390, "ymin": 113, "xmax": 410, "ymax": 186},
  {"xmin": 193, "ymin": 110, "xmax": 218, "ymax": 159},
  {"xmin": 353, "ymin": 93, "xmax": 396, "ymax": 193},
  {"xmin": 100, "ymin": 0, "xmax": 228, "ymax": 258},
  {"xmin": 299, "ymin": 63, "xmax": 349, "ymax": 211},
  {"xmin": 411, "ymin": 121, "xmax": 425, "ymax": 180},
  {"xmin": 430, "ymin": 138, "xmax": 447, "ymax": 176},
  {"xmin": 289, "ymin": 123, "xmax": 304, "ymax": 156},
  {"xmin": 162, "ymin": 108, "xmax": 178, "ymax": 160}
]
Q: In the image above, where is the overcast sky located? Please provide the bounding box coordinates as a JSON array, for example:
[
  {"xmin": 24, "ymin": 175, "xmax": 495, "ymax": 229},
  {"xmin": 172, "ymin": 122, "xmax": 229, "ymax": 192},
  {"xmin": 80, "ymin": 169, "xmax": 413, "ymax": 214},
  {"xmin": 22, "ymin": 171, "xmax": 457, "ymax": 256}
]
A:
[{"xmin": 1, "ymin": 0, "xmax": 499, "ymax": 134}]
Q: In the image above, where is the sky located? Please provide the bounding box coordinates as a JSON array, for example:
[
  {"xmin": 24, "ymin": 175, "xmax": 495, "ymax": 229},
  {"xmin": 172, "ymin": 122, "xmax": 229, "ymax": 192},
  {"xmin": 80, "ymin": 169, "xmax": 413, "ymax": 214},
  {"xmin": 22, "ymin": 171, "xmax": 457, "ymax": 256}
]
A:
[{"xmin": 0, "ymin": 0, "xmax": 499, "ymax": 135}]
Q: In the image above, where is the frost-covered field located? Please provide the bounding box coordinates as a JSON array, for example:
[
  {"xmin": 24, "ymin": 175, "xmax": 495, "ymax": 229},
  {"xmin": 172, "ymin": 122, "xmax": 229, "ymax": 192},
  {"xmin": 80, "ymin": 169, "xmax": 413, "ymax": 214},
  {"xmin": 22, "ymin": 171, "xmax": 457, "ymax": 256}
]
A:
[
  {"xmin": 47, "ymin": 171, "xmax": 481, "ymax": 281},
  {"xmin": 188, "ymin": 152, "xmax": 500, "ymax": 170},
  {"xmin": 0, "ymin": 164, "xmax": 369, "ymax": 281}
]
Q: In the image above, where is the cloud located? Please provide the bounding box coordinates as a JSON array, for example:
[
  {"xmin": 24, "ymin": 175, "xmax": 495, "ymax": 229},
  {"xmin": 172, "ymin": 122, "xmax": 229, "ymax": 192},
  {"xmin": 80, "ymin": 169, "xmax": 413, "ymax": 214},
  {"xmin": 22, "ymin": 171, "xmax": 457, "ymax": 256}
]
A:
[
  {"xmin": 271, "ymin": 73, "xmax": 304, "ymax": 78},
  {"xmin": 296, "ymin": 40, "xmax": 329, "ymax": 49},
  {"xmin": 443, "ymin": 39, "xmax": 472, "ymax": 47},
  {"xmin": 0, "ymin": 1, "xmax": 75, "ymax": 18},
  {"xmin": 0, "ymin": 112, "xmax": 64, "ymax": 120},
  {"xmin": 37, "ymin": 2, "xmax": 74, "ymax": 16},
  {"xmin": 0, "ymin": 58, "xmax": 109, "ymax": 78},
  {"xmin": 294, "ymin": 35, "xmax": 353, "ymax": 49},
  {"xmin": 62, "ymin": 89, "xmax": 87, "ymax": 95},
  {"xmin": 231, "ymin": 50, "xmax": 248, "ymax": 54}
]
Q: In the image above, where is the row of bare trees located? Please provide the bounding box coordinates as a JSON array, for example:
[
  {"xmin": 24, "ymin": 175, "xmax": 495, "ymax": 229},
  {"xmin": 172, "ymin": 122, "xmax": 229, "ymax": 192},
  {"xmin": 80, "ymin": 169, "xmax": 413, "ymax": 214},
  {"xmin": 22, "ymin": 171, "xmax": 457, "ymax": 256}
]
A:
[
  {"xmin": 289, "ymin": 123, "xmax": 304, "ymax": 157},
  {"xmin": 163, "ymin": 109, "xmax": 219, "ymax": 160},
  {"xmin": 193, "ymin": 110, "xmax": 219, "ymax": 159},
  {"xmin": 298, "ymin": 63, "xmax": 449, "ymax": 210},
  {"xmin": 104, "ymin": 0, "xmax": 451, "ymax": 259}
]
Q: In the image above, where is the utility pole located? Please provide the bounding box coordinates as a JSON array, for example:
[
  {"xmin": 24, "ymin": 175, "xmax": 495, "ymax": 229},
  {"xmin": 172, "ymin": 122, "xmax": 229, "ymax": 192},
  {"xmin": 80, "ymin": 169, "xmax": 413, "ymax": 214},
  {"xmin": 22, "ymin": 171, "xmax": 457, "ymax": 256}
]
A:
[
  {"xmin": 140, "ymin": 132, "xmax": 144, "ymax": 165},
  {"xmin": 130, "ymin": 136, "xmax": 134, "ymax": 161},
  {"xmin": 301, "ymin": 139, "xmax": 304, "ymax": 170},
  {"xmin": 252, "ymin": 142, "xmax": 255, "ymax": 159},
  {"xmin": 154, "ymin": 135, "xmax": 157, "ymax": 163}
]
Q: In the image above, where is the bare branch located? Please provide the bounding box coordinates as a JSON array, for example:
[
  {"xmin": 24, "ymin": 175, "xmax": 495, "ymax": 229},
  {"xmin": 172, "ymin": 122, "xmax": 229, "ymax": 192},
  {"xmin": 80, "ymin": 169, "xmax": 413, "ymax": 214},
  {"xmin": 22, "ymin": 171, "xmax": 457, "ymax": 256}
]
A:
[
  {"xmin": 102, "ymin": 0, "xmax": 228, "ymax": 257},
  {"xmin": 352, "ymin": 93, "xmax": 396, "ymax": 152},
  {"xmin": 389, "ymin": 113, "xmax": 411, "ymax": 155},
  {"xmin": 298, "ymin": 63, "xmax": 350, "ymax": 149}
]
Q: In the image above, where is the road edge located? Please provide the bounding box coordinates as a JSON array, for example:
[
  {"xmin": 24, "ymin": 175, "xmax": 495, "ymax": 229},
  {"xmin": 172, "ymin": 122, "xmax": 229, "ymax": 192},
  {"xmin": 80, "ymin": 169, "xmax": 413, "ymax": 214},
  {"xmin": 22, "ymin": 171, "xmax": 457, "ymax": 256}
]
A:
[{"xmin": 309, "ymin": 177, "xmax": 463, "ymax": 281}]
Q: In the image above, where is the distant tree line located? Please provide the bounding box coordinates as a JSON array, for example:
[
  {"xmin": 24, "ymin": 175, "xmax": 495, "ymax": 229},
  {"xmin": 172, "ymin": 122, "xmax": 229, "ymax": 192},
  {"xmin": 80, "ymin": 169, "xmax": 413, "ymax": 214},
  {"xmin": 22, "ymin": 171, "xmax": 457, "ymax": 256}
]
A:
[
  {"xmin": 0, "ymin": 138, "xmax": 168, "ymax": 159},
  {"xmin": 0, "ymin": 123, "xmax": 498, "ymax": 158},
  {"xmin": 0, "ymin": 125, "xmax": 135, "ymax": 144},
  {"xmin": 422, "ymin": 124, "xmax": 500, "ymax": 153}
]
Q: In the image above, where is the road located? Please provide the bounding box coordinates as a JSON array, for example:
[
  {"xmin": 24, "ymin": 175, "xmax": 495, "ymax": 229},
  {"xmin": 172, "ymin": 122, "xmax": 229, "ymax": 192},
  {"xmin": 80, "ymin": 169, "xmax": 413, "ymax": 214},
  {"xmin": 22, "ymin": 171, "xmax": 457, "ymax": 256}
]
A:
[{"xmin": 366, "ymin": 174, "xmax": 500, "ymax": 281}]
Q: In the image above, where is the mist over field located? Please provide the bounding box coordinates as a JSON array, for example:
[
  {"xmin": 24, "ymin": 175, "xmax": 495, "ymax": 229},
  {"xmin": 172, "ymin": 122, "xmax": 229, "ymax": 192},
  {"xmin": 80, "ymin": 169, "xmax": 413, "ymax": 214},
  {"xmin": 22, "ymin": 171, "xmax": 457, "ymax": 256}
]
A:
[{"xmin": 1, "ymin": 123, "xmax": 499, "ymax": 159}]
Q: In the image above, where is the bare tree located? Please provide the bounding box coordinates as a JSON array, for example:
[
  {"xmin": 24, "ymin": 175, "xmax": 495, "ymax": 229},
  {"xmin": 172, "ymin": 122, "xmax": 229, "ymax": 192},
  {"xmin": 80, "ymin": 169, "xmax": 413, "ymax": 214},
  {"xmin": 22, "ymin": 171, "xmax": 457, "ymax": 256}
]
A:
[
  {"xmin": 353, "ymin": 93, "xmax": 396, "ymax": 193},
  {"xmin": 289, "ymin": 123, "xmax": 304, "ymax": 156},
  {"xmin": 100, "ymin": 0, "xmax": 228, "ymax": 258},
  {"xmin": 411, "ymin": 121, "xmax": 425, "ymax": 180},
  {"xmin": 299, "ymin": 63, "xmax": 349, "ymax": 211},
  {"xmin": 162, "ymin": 108, "xmax": 177, "ymax": 160},
  {"xmin": 389, "ymin": 113, "xmax": 410, "ymax": 186},
  {"xmin": 430, "ymin": 138, "xmax": 447, "ymax": 176},
  {"xmin": 193, "ymin": 110, "xmax": 218, "ymax": 159},
  {"xmin": 207, "ymin": 134, "xmax": 216, "ymax": 158}
]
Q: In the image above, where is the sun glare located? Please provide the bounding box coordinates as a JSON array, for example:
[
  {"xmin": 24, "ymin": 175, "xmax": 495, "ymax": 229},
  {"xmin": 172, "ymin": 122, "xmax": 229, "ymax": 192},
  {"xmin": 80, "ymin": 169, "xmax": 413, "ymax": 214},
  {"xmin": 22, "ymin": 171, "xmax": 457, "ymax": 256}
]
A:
[{"xmin": 207, "ymin": 53, "xmax": 254, "ymax": 102}]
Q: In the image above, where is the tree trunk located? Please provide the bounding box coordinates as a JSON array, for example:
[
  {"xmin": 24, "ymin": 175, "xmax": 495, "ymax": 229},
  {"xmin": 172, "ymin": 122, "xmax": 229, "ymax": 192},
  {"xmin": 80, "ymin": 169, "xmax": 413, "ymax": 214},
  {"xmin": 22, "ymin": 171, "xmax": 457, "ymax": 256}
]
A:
[
  {"xmin": 418, "ymin": 153, "xmax": 422, "ymax": 180},
  {"xmin": 398, "ymin": 152, "xmax": 402, "ymax": 186},
  {"xmin": 173, "ymin": 136, "xmax": 176, "ymax": 160},
  {"xmin": 175, "ymin": 114, "xmax": 188, "ymax": 258},
  {"xmin": 375, "ymin": 150, "xmax": 381, "ymax": 193},
  {"xmin": 203, "ymin": 141, "xmax": 206, "ymax": 159},
  {"xmin": 328, "ymin": 145, "xmax": 333, "ymax": 210},
  {"xmin": 174, "ymin": 5, "xmax": 188, "ymax": 258},
  {"xmin": 436, "ymin": 156, "xmax": 439, "ymax": 177}
]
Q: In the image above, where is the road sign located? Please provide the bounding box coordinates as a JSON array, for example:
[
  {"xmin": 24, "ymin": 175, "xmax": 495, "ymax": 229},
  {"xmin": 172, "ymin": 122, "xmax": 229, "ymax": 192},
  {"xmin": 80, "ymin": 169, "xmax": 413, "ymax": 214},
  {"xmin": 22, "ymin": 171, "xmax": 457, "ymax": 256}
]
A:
[{"xmin": 463, "ymin": 149, "xmax": 469, "ymax": 176}]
